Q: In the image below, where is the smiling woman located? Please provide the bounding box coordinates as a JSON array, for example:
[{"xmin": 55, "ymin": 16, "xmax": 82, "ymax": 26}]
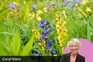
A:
[{"xmin": 60, "ymin": 38, "xmax": 85, "ymax": 62}]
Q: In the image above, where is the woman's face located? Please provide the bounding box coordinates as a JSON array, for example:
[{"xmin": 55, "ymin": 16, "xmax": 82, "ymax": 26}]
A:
[{"xmin": 69, "ymin": 42, "xmax": 79, "ymax": 55}]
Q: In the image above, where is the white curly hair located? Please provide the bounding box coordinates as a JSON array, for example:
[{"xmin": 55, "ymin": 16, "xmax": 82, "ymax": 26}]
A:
[{"xmin": 67, "ymin": 38, "xmax": 81, "ymax": 49}]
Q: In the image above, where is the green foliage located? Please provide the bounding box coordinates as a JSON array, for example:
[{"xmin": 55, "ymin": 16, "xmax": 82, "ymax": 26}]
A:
[
  {"xmin": 12, "ymin": 31, "xmax": 21, "ymax": 56},
  {"xmin": 20, "ymin": 34, "xmax": 35, "ymax": 56},
  {"xmin": 0, "ymin": 0, "xmax": 93, "ymax": 56}
]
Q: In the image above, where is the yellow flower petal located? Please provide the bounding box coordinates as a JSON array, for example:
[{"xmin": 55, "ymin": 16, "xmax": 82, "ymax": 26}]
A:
[{"xmin": 86, "ymin": 7, "xmax": 92, "ymax": 12}]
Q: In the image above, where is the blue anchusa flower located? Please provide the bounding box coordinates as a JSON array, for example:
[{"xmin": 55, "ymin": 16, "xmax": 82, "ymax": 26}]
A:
[
  {"xmin": 52, "ymin": 50, "xmax": 57, "ymax": 54},
  {"xmin": 33, "ymin": 53, "xmax": 41, "ymax": 60},
  {"xmin": 46, "ymin": 40, "xmax": 53, "ymax": 50},
  {"xmin": 43, "ymin": 35, "xmax": 48, "ymax": 39},
  {"xmin": 32, "ymin": 3, "xmax": 36, "ymax": 10},
  {"xmin": 69, "ymin": 3, "xmax": 73, "ymax": 8},
  {"xmin": 46, "ymin": 44, "xmax": 51, "ymax": 50},
  {"xmin": 44, "ymin": 20, "xmax": 49, "ymax": 25},
  {"xmin": 39, "ymin": 20, "xmax": 53, "ymax": 40},
  {"xmin": 52, "ymin": 2, "xmax": 56, "ymax": 6},
  {"xmin": 40, "ymin": 35, "xmax": 48, "ymax": 40},
  {"xmin": 39, "ymin": 20, "xmax": 54, "ymax": 50},
  {"xmin": 43, "ymin": 28, "xmax": 49, "ymax": 35},
  {"xmin": 63, "ymin": 0, "xmax": 69, "ymax": 6},
  {"xmin": 39, "ymin": 20, "xmax": 45, "ymax": 27},
  {"xmin": 49, "ymin": 24, "xmax": 53, "ymax": 28},
  {"xmin": 8, "ymin": 2, "xmax": 16, "ymax": 9},
  {"xmin": 35, "ymin": 54, "xmax": 41, "ymax": 56}
]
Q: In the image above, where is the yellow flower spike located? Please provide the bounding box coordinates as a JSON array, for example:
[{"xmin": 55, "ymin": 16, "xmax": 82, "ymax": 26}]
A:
[
  {"xmin": 56, "ymin": 24, "xmax": 60, "ymax": 28},
  {"xmin": 42, "ymin": 40, "xmax": 46, "ymax": 47},
  {"xmin": 32, "ymin": 29, "xmax": 46, "ymax": 51},
  {"xmin": 41, "ymin": 46, "xmax": 45, "ymax": 51},
  {"xmin": 80, "ymin": 0, "xmax": 89, "ymax": 5},
  {"xmin": 13, "ymin": 1, "xmax": 20, "ymax": 6},
  {"xmin": 62, "ymin": 10, "xmax": 67, "ymax": 19},
  {"xmin": 59, "ymin": 42, "xmax": 63, "ymax": 48},
  {"xmin": 24, "ymin": 1, "xmax": 26, "ymax": 5},
  {"xmin": 55, "ymin": 11, "xmax": 68, "ymax": 54},
  {"xmin": 56, "ymin": 28, "xmax": 62, "ymax": 34},
  {"xmin": 58, "ymin": 36, "xmax": 61, "ymax": 41},
  {"xmin": 32, "ymin": 29, "xmax": 40, "ymax": 40},
  {"xmin": 63, "ymin": 28, "xmax": 67, "ymax": 33},
  {"xmin": 28, "ymin": 13, "xmax": 35, "ymax": 20},
  {"xmin": 78, "ymin": 8, "xmax": 87, "ymax": 18},
  {"xmin": 12, "ymin": 9, "xmax": 17, "ymax": 14},
  {"xmin": 32, "ymin": 29, "xmax": 35, "ymax": 32},
  {"xmin": 62, "ymin": 48, "xmax": 64, "ymax": 54},
  {"xmin": 36, "ymin": 16, "xmax": 42, "ymax": 21},
  {"xmin": 36, "ymin": 10, "xmax": 43, "ymax": 21},
  {"xmin": 51, "ymin": 7, "xmax": 55, "ymax": 12},
  {"xmin": 86, "ymin": 7, "xmax": 92, "ymax": 12},
  {"xmin": 59, "ymin": 29, "xmax": 63, "ymax": 33},
  {"xmin": 37, "ymin": 10, "xmax": 43, "ymax": 15},
  {"xmin": 61, "ymin": 21, "xmax": 66, "ymax": 26},
  {"xmin": 43, "ymin": 7, "xmax": 47, "ymax": 13},
  {"xmin": 40, "ymin": 40, "xmax": 46, "ymax": 51},
  {"xmin": 56, "ymin": 11, "xmax": 60, "ymax": 16}
]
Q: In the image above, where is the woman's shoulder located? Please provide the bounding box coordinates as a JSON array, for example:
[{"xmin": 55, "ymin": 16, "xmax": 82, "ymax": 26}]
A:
[
  {"xmin": 78, "ymin": 53, "xmax": 85, "ymax": 59},
  {"xmin": 62, "ymin": 53, "xmax": 70, "ymax": 57}
]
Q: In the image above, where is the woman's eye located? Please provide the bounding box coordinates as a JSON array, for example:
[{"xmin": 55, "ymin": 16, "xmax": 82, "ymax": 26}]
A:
[{"xmin": 70, "ymin": 45, "xmax": 73, "ymax": 47}]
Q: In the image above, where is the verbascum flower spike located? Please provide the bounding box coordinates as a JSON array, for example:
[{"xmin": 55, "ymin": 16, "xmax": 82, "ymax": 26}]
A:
[
  {"xmin": 32, "ymin": 29, "xmax": 40, "ymax": 40},
  {"xmin": 36, "ymin": 10, "xmax": 43, "ymax": 21},
  {"xmin": 55, "ymin": 11, "xmax": 68, "ymax": 53},
  {"xmin": 32, "ymin": 29, "xmax": 46, "ymax": 51}
]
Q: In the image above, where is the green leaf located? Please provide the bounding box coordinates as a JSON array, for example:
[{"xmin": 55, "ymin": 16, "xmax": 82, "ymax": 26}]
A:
[
  {"xmin": 20, "ymin": 34, "xmax": 35, "ymax": 56},
  {"xmin": 0, "ymin": 21, "xmax": 8, "ymax": 32},
  {"xmin": 0, "ymin": 8, "xmax": 7, "ymax": 13},
  {"xmin": 12, "ymin": 31, "xmax": 21, "ymax": 56},
  {"xmin": 0, "ymin": 35, "xmax": 9, "ymax": 56},
  {"xmin": 87, "ymin": 23, "xmax": 91, "ymax": 41}
]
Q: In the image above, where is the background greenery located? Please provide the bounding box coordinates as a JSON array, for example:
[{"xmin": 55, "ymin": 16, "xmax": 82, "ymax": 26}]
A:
[{"xmin": 0, "ymin": 0, "xmax": 93, "ymax": 56}]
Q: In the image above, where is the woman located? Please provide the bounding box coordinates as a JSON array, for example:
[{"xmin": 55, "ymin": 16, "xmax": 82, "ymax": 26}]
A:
[{"xmin": 60, "ymin": 38, "xmax": 85, "ymax": 62}]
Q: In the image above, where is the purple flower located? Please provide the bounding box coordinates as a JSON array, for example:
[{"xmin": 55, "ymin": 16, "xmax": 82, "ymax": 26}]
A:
[
  {"xmin": 46, "ymin": 40, "xmax": 53, "ymax": 50},
  {"xmin": 43, "ymin": 29, "xmax": 49, "ymax": 35},
  {"xmin": 8, "ymin": 2, "xmax": 16, "ymax": 9},
  {"xmin": 69, "ymin": 3, "xmax": 73, "ymax": 8},
  {"xmin": 43, "ymin": 35, "xmax": 48, "ymax": 39},
  {"xmin": 35, "ymin": 54, "xmax": 41, "ymax": 56},
  {"xmin": 40, "ymin": 35, "xmax": 48, "ymax": 40},
  {"xmin": 48, "ymin": 40, "xmax": 53, "ymax": 45},
  {"xmin": 52, "ymin": 50, "xmax": 56, "ymax": 54},
  {"xmin": 49, "ymin": 24, "xmax": 53, "ymax": 28},
  {"xmin": 46, "ymin": 44, "xmax": 51, "ymax": 50},
  {"xmin": 63, "ymin": 0, "xmax": 68, "ymax": 6},
  {"xmin": 75, "ymin": 0, "xmax": 81, "ymax": 4},
  {"xmin": 39, "ymin": 20, "xmax": 45, "ymax": 27},
  {"xmin": 44, "ymin": 20, "xmax": 49, "ymax": 25},
  {"xmin": 32, "ymin": 3, "xmax": 36, "ymax": 10},
  {"xmin": 52, "ymin": 2, "xmax": 56, "ymax": 6}
]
